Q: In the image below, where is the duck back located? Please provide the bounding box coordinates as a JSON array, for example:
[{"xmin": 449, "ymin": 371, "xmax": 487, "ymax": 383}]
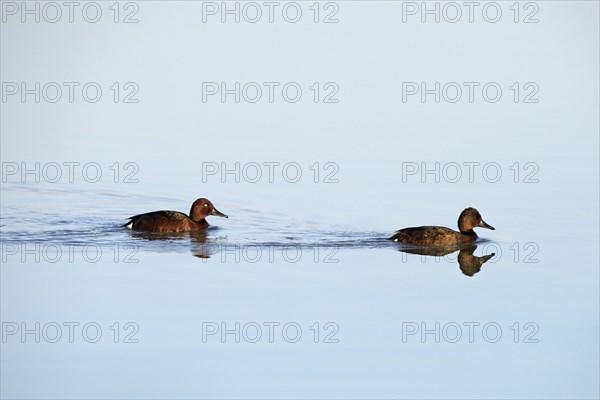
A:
[
  {"xmin": 389, "ymin": 226, "xmax": 476, "ymax": 246},
  {"xmin": 125, "ymin": 210, "xmax": 208, "ymax": 233}
]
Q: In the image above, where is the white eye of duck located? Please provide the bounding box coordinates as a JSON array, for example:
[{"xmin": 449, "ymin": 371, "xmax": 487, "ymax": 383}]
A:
[{"xmin": 204, "ymin": 204, "xmax": 208, "ymax": 207}]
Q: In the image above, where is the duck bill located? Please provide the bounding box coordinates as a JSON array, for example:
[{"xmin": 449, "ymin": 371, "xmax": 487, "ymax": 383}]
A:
[
  {"xmin": 479, "ymin": 220, "xmax": 495, "ymax": 230},
  {"xmin": 211, "ymin": 208, "xmax": 228, "ymax": 218}
]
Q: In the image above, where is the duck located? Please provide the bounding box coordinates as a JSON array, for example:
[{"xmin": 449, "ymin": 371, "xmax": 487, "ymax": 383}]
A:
[
  {"xmin": 125, "ymin": 198, "xmax": 228, "ymax": 233},
  {"xmin": 389, "ymin": 207, "xmax": 494, "ymax": 246}
]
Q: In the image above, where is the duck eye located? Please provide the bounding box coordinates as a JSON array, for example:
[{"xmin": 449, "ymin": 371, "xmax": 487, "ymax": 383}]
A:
[{"xmin": 204, "ymin": 204, "xmax": 208, "ymax": 207}]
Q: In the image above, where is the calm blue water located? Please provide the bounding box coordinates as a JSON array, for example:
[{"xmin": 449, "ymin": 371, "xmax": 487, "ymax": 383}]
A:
[{"xmin": 1, "ymin": 1, "xmax": 599, "ymax": 399}]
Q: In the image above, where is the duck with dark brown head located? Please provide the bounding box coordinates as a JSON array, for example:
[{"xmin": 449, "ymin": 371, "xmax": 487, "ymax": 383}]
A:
[{"xmin": 389, "ymin": 207, "xmax": 495, "ymax": 246}]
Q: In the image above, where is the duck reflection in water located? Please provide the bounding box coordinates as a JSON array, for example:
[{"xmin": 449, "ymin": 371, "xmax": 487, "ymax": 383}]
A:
[
  {"xmin": 396, "ymin": 244, "xmax": 495, "ymax": 277},
  {"xmin": 128, "ymin": 230, "xmax": 219, "ymax": 259}
]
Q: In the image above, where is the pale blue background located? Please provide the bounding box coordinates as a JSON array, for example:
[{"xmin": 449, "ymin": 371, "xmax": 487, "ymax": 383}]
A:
[{"xmin": 1, "ymin": 1, "xmax": 599, "ymax": 398}]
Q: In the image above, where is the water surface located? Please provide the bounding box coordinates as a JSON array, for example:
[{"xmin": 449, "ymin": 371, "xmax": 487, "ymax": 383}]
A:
[{"xmin": 1, "ymin": 1, "xmax": 599, "ymax": 399}]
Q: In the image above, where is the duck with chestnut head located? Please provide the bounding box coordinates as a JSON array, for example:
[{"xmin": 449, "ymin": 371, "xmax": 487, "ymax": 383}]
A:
[{"xmin": 125, "ymin": 198, "xmax": 228, "ymax": 233}]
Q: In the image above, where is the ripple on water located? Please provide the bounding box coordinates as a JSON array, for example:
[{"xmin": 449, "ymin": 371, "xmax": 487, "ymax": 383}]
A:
[{"xmin": 1, "ymin": 184, "xmax": 393, "ymax": 254}]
